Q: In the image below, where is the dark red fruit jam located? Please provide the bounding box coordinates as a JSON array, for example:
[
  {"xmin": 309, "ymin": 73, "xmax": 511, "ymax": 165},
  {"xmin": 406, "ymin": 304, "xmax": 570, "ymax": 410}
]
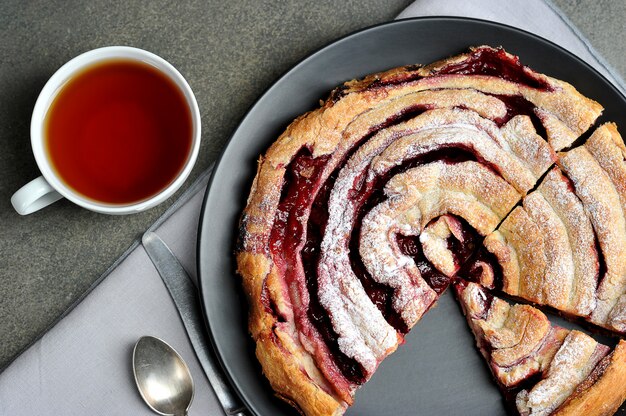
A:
[
  {"xmin": 305, "ymin": 105, "xmax": 433, "ymax": 337},
  {"xmin": 270, "ymin": 106, "xmax": 434, "ymax": 384},
  {"xmin": 444, "ymin": 216, "xmax": 480, "ymax": 267},
  {"xmin": 348, "ymin": 148, "xmax": 483, "ymax": 330},
  {"xmin": 490, "ymin": 94, "xmax": 547, "ymax": 142},
  {"xmin": 458, "ymin": 247, "xmax": 504, "ymax": 291},
  {"xmin": 269, "ymin": 149, "xmax": 329, "ymax": 257},
  {"xmin": 330, "ymin": 69, "xmax": 424, "ymax": 102},
  {"xmin": 437, "ymin": 47, "xmax": 552, "ymax": 91},
  {"xmin": 367, "ymin": 70, "xmax": 424, "ymax": 90},
  {"xmin": 266, "ymin": 103, "xmax": 519, "ymax": 383},
  {"xmin": 349, "ymin": 178, "xmax": 409, "ymax": 333},
  {"xmin": 269, "ymin": 148, "xmax": 366, "ymax": 385},
  {"xmin": 396, "ymin": 234, "xmax": 450, "ymax": 294}
]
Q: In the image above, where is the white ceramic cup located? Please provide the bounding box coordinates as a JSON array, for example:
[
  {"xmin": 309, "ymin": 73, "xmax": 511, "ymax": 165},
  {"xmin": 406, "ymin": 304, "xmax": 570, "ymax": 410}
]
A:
[{"xmin": 11, "ymin": 46, "xmax": 201, "ymax": 215}]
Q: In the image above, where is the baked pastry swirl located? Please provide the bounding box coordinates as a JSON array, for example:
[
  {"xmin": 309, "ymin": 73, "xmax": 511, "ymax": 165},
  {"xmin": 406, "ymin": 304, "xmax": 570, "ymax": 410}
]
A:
[
  {"xmin": 483, "ymin": 123, "xmax": 626, "ymax": 332},
  {"xmin": 455, "ymin": 281, "xmax": 626, "ymax": 416},
  {"xmin": 236, "ymin": 46, "xmax": 625, "ymax": 415}
]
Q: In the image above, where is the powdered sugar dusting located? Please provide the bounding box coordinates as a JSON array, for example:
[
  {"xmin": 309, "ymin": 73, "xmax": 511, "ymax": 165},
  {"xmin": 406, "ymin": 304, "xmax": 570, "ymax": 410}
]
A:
[
  {"xmin": 559, "ymin": 148, "xmax": 626, "ymax": 328},
  {"xmin": 239, "ymin": 47, "xmax": 612, "ymax": 409},
  {"xmin": 420, "ymin": 217, "xmax": 457, "ymax": 277},
  {"xmin": 359, "ymin": 160, "xmax": 519, "ymax": 320},
  {"xmin": 523, "ymin": 192, "xmax": 574, "ymax": 311},
  {"xmin": 501, "ymin": 115, "xmax": 555, "ymax": 178},
  {"xmin": 316, "ymin": 107, "xmax": 527, "ymax": 372},
  {"xmin": 537, "ymin": 167, "xmax": 597, "ymax": 315},
  {"xmin": 458, "ymin": 283, "xmax": 565, "ymax": 388},
  {"xmin": 317, "ymin": 112, "xmax": 416, "ymax": 373},
  {"xmin": 359, "ymin": 180, "xmax": 435, "ymax": 325},
  {"xmin": 369, "ymin": 109, "xmax": 537, "ymax": 195},
  {"xmin": 516, "ymin": 331, "xmax": 602, "ymax": 416}
]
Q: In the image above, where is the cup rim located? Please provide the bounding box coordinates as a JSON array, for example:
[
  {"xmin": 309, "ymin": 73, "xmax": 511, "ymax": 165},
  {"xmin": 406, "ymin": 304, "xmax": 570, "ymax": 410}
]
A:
[{"xmin": 30, "ymin": 46, "xmax": 201, "ymax": 215}]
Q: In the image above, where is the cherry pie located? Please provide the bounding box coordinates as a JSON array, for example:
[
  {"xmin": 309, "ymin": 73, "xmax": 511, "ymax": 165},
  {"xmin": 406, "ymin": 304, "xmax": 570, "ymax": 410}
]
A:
[{"xmin": 236, "ymin": 46, "xmax": 626, "ymax": 415}]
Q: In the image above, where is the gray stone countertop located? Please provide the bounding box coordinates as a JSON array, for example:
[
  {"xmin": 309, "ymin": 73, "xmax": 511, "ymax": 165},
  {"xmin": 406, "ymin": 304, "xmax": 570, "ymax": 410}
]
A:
[{"xmin": 0, "ymin": 0, "xmax": 624, "ymax": 371}]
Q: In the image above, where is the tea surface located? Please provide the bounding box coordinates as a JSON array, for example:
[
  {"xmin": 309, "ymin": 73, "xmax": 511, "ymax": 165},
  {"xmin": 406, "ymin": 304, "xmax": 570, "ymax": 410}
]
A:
[{"xmin": 45, "ymin": 59, "xmax": 193, "ymax": 205}]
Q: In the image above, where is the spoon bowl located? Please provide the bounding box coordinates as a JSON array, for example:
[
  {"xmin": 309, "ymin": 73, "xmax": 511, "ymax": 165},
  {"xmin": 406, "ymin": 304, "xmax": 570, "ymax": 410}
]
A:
[{"xmin": 133, "ymin": 336, "xmax": 194, "ymax": 416}]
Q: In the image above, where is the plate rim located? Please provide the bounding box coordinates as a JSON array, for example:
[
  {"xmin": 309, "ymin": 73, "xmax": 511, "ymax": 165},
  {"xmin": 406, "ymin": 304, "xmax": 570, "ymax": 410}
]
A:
[{"xmin": 196, "ymin": 15, "xmax": 626, "ymax": 416}]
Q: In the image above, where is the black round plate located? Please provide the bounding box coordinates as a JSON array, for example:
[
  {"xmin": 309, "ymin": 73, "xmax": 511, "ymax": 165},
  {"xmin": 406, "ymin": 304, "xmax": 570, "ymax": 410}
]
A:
[{"xmin": 197, "ymin": 17, "xmax": 626, "ymax": 416}]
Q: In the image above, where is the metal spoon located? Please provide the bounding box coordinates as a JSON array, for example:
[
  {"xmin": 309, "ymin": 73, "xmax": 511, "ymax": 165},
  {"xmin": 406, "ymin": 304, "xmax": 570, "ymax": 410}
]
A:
[{"xmin": 133, "ymin": 336, "xmax": 194, "ymax": 416}]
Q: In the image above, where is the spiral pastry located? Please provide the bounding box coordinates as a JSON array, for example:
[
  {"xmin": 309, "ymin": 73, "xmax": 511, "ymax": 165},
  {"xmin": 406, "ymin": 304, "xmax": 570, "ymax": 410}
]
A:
[
  {"xmin": 484, "ymin": 123, "xmax": 626, "ymax": 332},
  {"xmin": 455, "ymin": 281, "xmax": 626, "ymax": 416},
  {"xmin": 236, "ymin": 46, "xmax": 624, "ymax": 415}
]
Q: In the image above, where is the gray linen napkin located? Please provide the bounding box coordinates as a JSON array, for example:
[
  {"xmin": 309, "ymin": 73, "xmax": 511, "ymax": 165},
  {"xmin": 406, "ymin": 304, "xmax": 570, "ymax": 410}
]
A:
[
  {"xmin": 1, "ymin": 1, "xmax": 624, "ymax": 415},
  {"xmin": 0, "ymin": 169, "xmax": 223, "ymax": 415}
]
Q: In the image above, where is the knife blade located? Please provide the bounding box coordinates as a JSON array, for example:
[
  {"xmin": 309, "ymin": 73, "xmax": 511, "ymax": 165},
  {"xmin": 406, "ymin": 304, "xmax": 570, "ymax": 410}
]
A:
[{"xmin": 142, "ymin": 231, "xmax": 247, "ymax": 416}]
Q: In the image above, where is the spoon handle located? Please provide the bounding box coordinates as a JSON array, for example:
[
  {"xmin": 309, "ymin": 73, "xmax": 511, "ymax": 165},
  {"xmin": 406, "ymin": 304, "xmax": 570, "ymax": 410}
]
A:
[{"xmin": 142, "ymin": 232, "xmax": 248, "ymax": 416}]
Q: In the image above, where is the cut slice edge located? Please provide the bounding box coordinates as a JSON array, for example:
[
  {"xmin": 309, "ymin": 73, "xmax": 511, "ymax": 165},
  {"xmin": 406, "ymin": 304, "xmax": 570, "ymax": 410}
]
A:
[{"xmin": 454, "ymin": 280, "xmax": 626, "ymax": 416}]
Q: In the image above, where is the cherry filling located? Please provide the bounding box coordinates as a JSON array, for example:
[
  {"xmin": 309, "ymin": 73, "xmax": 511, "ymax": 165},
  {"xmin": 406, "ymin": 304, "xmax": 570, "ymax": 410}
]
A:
[
  {"xmin": 306, "ymin": 105, "xmax": 433, "ymax": 337},
  {"xmin": 594, "ymin": 234, "xmax": 607, "ymax": 292},
  {"xmin": 303, "ymin": 168, "xmax": 368, "ymax": 384},
  {"xmin": 267, "ymin": 95, "xmax": 545, "ymax": 384},
  {"xmin": 366, "ymin": 70, "xmax": 424, "ymax": 90},
  {"xmin": 394, "ymin": 216, "xmax": 478, "ymax": 296},
  {"xmin": 350, "ymin": 180, "xmax": 409, "ymax": 334},
  {"xmin": 457, "ymin": 247, "xmax": 504, "ymax": 291},
  {"xmin": 437, "ymin": 47, "xmax": 553, "ymax": 91},
  {"xmin": 268, "ymin": 144, "xmax": 514, "ymax": 384},
  {"xmin": 493, "ymin": 94, "xmax": 542, "ymax": 129},
  {"xmin": 270, "ymin": 148, "xmax": 330, "ymax": 258},
  {"xmin": 443, "ymin": 216, "xmax": 481, "ymax": 268},
  {"xmin": 396, "ymin": 235, "xmax": 450, "ymax": 295},
  {"xmin": 330, "ymin": 68, "xmax": 424, "ymax": 102},
  {"xmin": 333, "ymin": 47, "xmax": 552, "ymax": 104},
  {"xmin": 502, "ymin": 372, "xmax": 544, "ymax": 415},
  {"xmin": 349, "ymin": 148, "xmax": 484, "ymax": 331},
  {"xmin": 488, "ymin": 94, "xmax": 548, "ymax": 142},
  {"xmin": 270, "ymin": 106, "xmax": 435, "ymax": 384},
  {"xmin": 269, "ymin": 148, "xmax": 367, "ymax": 385}
]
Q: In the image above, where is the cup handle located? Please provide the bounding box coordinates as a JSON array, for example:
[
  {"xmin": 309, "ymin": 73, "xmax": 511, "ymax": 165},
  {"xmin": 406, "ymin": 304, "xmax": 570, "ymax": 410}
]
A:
[{"xmin": 11, "ymin": 176, "xmax": 63, "ymax": 215}]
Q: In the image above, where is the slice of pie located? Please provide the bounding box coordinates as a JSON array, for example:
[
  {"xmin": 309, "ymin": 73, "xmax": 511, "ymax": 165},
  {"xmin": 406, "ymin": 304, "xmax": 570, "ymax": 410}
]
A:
[
  {"xmin": 235, "ymin": 46, "xmax": 620, "ymax": 416},
  {"xmin": 455, "ymin": 281, "xmax": 626, "ymax": 416},
  {"xmin": 482, "ymin": 123, "xmax": 626, "ymax": 333}
]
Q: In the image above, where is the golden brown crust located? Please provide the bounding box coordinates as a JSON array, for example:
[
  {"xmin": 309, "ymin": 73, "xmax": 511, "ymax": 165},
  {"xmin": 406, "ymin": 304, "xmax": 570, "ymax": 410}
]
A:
[
  {"xmin": 255, "ymin": 330, "xmax": 346, "ymax": 416},
  {"xmin": 558, "ymin": 139, "xmax": 626, "ymax": 332},
  {"xmin": 485, "ymin": 167, "xmax": 599, "ymax": 316},
  {"xmin": 485, "ymin": 206, "xmax": 546, "ymax": 299},
  {"xmin": 235, "ymin": 46, "xmax": 609, "ymax": 416},
  {"xmin": 585, "ymin": 123, "xmax": 626, "ymax": 214},
  {"xmin": 553, "ymin": 340, "xmax": 626, "ymax": 416},
  {"xmin": 237, "ymin": 251, "xmax": 347, "ymax": 416},
  {"xmin": 458, "ymin": 283, "xmax": 626, "ymax": 415},
  {"xmin": 240, "ymin": 46, "xmax": 603, "ymax": 257},
  {"xmin": 457, "ymin": 282, "xmax": 565, "ymax": 388},
  {"xmin": 516, "ymin": 330, "xmax": 608, "ymax": 416},
  {"xmin": 484, "ymin": 123, "xmax": 626, "ymax": 332},
  {"xmin": 419, "ymin": 45, "xmax": 603, "ymax": 150}
]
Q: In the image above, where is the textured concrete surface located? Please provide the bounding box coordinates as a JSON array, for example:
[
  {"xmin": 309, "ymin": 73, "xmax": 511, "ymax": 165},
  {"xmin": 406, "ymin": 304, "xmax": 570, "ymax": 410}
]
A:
[
  {"xmin": 0, "ymin": 0, "xmax": 624, "ymax": 371},
  {"xmin": 553, "ymin": 0, "xmax": 626, "ymax": 76},
  {"xmin": 0, "ymin": 0, "xmax": 412, "ymax": 371}
]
